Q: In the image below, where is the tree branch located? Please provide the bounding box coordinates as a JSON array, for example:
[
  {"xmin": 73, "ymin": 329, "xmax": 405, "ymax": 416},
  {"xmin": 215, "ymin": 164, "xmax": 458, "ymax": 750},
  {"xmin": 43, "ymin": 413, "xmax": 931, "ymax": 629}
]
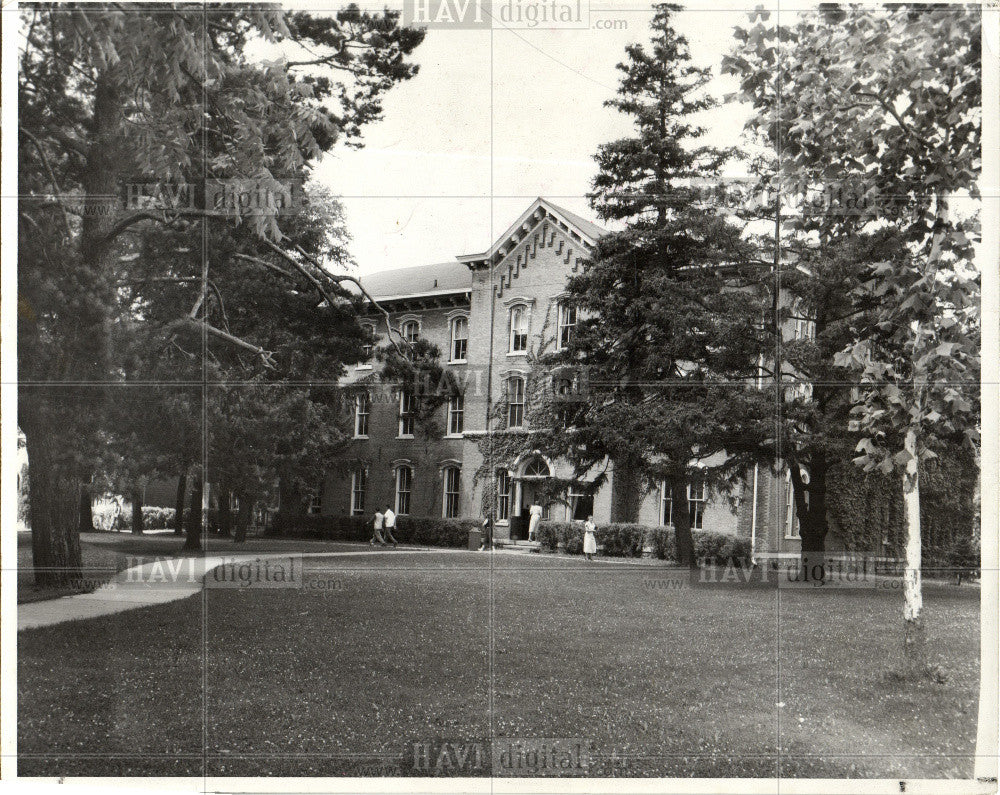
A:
[{"xmin": 20, "ymin": 125, "xmax": 73, "ymax": 238}]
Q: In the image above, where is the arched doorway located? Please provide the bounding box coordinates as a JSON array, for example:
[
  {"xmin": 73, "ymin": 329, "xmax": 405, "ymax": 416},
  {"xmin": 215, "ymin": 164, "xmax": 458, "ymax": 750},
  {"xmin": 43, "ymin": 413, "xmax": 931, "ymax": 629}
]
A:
[{"xmin": 510, "ymin": 454, "xmax": 552, "ymax": 541}]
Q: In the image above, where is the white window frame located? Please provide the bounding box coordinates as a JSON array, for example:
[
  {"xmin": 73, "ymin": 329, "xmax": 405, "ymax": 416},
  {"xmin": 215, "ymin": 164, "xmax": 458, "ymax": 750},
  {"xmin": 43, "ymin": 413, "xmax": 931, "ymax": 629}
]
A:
[
  {"xmin": 659, "ymin": 481, "xmax": 674, "ymax": 527},
  {"xmin": 556, "ymin": 301, "xmax": 577, "ymax": 351},
  {"xmin": 351, "ymin": 468, "xmax": 367, "ymax": 516},
  {"xmin": 509, "ymin": 305, "xmax": 528, "ymax": 354},
  {"xmin": 496, "ymin": 469, "xmax": 511, "ymax": 522},
  {"xmin": 688, "ymin": 479, "xmax": 706, "ymax": 530},
  {"xmin": 442, "ymin": 466, "xmax": 461, "ymax": 519},
  {"xmin": 357, "ymin": 322, "xmax": 376, "ymax": 369},
  {"xmin": 307, "ymin": 484, "xmax": 323, "ymax": 515},
  {"xmin": 398, "ymin": 390, "xmax": 415, "ymax": 437},
  {"xmin": 448, "ymin": 393, "xmax": 464, "ymax": 436},
  {"xmin": 506, "ymin": 376, "xmax": 525, "ymax": 428},
  {"xmin": 401, "ymin": 319, "xmax": 420, "ymax": 344},
  {"xmin": 450, "ymin": 315, "xmax": 469, "ymax": 363},
  {"xmin": 354, "ymin": 391, "xmax": 371, "ymax": 438},
  {"xmin": 395, "ymin": 465, "xmax": 412, "ymax": 515}
]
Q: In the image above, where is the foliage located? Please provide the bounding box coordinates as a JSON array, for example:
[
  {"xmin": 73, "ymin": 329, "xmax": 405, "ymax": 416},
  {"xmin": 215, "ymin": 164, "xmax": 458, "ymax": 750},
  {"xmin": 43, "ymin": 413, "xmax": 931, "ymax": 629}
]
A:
[
  {"xmin": 91, "ymin": 504, "xmax": 175, "ymax": 533},
  {"xmin": 270, "ymin": 514, "xmax": 476, "ymax": 549},
  {"xmin": 693, "ymin": 532, "xmax": 751, "ymax": 568},
  {"xmin": 598, "ymin": 523, "xmax": 647, "ymax": 558}
]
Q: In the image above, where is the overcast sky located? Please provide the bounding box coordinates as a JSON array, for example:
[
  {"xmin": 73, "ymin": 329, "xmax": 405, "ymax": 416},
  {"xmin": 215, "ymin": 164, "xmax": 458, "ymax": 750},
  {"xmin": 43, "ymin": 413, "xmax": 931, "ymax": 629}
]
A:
[{"xmin": 292, "ymin": 3, "xmax": 755, "ymax": 274}]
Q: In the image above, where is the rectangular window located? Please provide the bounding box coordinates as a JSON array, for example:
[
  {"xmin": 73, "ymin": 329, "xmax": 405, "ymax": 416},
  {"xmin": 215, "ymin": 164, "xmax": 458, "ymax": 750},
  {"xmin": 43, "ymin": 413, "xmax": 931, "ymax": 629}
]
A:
[
  {"xmin": 496, "ymin": 470, "xmax": 511, "ymax": 521},
  {"xmin": 355, "ymin": 392, "xmax": 370, "ymax": 438},
  {"xmin": 398, "ymin": 390, "xmax": 415, "ymax": 437},
  {"xmin": 506, "ymin": 377, "xmax": 525, "ymax": 428},
  {"xmin": 660, "ymin": 481, "xmax": 673, "ymax": 527},
  {"xmin": 307, "ymin": 484, "xmax": 323, "ymax": 515},
  {"xmin": 688, "ymin": 480, "xmax": 706, "ymax": 530},
  {"xmin": 448, "ymin": 394, "xmax": 464, "ymax": 435},
  {"xmin": 401, "ymin": 320, "xmax": 420, "ymax": 343},
  {"xmin": 351, "ymin": 468, "xmax": 367, "ymax": 516},
  {"xmin": 784, "ymin": 469, "xmax": 800, "ymax": 539},
  {"xmin": 443, "ymin": 466, "xmax": 461, "ymax": 519},
  {"xmin": 568, "ymin": 487, "xmax": 594, "ymax": 521},
  {"xmin": 395, "ymin": 466, "xmax": 412, "ymax": 515},
  {"xmin": 557, "ymin": 302, "xmax": 576, "ymax": 350},
  {"xmin": 509, "ymin": 306, "xmax": 528, "ymax": 353},
  {"xmin": 451, "ymin": 317, "xmax": 468, "ymax": 362}
]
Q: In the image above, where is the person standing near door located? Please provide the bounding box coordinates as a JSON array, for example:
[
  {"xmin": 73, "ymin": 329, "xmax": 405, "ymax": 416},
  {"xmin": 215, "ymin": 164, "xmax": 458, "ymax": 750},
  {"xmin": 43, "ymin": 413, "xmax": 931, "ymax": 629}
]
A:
[
  {"xmin": 583, "ymin": 515, "xmax": 597, "ymax": 561},
  {"xmin": 527, "ymin": 503, "xmax": 543, "ymax": 542}
]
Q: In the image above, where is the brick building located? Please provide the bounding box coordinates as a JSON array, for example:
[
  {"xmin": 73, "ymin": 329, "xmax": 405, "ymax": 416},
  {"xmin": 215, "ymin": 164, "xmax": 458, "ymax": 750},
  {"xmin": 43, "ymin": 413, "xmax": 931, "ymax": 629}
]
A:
[{"xmin": 321, "ymin": 198, "xmax": 830, "ymax": 554}]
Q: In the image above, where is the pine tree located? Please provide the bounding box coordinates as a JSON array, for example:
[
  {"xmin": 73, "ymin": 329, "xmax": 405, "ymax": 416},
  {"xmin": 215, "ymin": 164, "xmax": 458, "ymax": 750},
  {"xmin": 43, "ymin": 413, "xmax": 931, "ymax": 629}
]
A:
[{"xmin": 537, "ymin": 4, "xmax": 770, "ymax": 566}]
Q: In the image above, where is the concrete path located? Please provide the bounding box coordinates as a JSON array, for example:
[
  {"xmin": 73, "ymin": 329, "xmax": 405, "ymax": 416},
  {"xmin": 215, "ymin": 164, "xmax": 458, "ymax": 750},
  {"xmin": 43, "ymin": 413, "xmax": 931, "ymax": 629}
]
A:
[{"xmin": 17, "ymin": 548, "xmax": 448, "ymax": 631}]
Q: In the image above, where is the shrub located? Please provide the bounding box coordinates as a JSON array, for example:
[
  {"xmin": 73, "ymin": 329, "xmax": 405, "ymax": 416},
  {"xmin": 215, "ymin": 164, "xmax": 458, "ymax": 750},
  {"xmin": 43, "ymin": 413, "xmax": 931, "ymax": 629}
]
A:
[
  {"xmin": 271, "ymin": 513, "xmax": 476, "ymax": 549},
  {"xmin": 142, "ymin": 507, "xmax": 175, "ymax": 530},
  {"xmin": 536, "ymin": 522, "xmax": 560, "ymax": 551},
  {"xmin": 693, "ymin": 531, "xmax": 751, "ymax": 568},
  {"xmin": 535, "ymin": 521, "xmax": 584, "ymax": 554},
  {"xmin": 649, "ymin": 527, "xmax": 674, "ymax": 560},
  {"xmin": 597, "ymin": 523, "xmax": 646, "ymax": 557}
]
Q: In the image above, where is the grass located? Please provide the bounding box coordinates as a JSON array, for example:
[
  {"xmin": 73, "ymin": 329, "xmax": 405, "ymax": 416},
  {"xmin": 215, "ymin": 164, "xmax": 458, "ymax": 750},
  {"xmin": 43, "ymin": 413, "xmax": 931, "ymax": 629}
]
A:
[{"xmin": 18, "ymin": 551, "xmax": 980, "ymax": 778}]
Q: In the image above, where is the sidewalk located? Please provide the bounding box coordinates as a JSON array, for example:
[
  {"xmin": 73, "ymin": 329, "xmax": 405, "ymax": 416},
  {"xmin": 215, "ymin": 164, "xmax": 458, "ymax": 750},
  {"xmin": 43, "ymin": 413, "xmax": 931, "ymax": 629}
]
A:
[{"xmin": 17, "ymin": 548, "xmax": 446, "ymax": 631}]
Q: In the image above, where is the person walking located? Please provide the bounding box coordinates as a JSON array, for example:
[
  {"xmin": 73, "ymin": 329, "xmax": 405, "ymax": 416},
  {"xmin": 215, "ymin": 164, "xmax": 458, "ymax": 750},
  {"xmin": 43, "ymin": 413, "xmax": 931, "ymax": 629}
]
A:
[
  {"xmin": 479, "ymin": 514, "xmax": 494, "ymax": 551},
  {"xmin": 382, "ymin": 504, "xmax": 399, "ymax": 548},
  {"xmin": 582, "ymin": 515, "xmax": 597, "ymax": 562},
  {"xmin": 369, "ymin": 508, "xmax": 387, "ymax": 546}
]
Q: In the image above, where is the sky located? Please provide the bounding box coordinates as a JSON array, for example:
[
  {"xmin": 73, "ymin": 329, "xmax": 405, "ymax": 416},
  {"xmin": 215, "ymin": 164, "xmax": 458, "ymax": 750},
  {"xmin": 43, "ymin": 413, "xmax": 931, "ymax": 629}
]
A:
[{"xmin": 287, "ymin": 2, "xmax": 755, "ymax": 275}]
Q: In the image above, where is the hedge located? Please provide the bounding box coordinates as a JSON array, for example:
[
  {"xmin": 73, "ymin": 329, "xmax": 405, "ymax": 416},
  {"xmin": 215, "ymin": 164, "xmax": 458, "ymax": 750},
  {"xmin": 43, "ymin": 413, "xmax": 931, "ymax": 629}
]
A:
[
  {"xmin": 536, "ymin": 520, "xmax": 750, "ymax": 566},
  {"xmin": 270, "ymin": 513, "xmax": 477, "ymax": 549}
]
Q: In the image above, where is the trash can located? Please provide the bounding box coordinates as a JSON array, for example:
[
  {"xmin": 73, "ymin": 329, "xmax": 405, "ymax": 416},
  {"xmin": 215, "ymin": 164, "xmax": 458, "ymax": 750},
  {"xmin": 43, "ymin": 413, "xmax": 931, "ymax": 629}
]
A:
[{"xmin": 468, "ymin": 528, "xmax": 482, "ymax": 551}]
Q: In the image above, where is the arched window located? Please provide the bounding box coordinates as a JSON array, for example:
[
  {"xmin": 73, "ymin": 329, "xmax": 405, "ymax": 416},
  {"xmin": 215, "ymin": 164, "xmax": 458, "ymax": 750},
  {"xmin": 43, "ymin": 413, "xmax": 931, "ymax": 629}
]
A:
[
  {"xmin": 509, "ymin": 305, "xmax": 528, "ymax": 353},
  {"xmin": 442, "ymin": 466, "xmax": 461, "ymax": 518},
  {"xmin": 401, "ymin": 319, "xmax": 420, "ymax": 344},
  {"xmin": 354, "ymin": 392, "xmax": 371, "ymax": 438},
  {"xmin": 450, "ymin": 316, "xmax": 468, "ymax": 362},
  {"xmin": 358, "ymin": 323, "xmax": 376, "ymax": 367},
  {"xmin": 506, "ymin": 376, "xmax": 525, "ymax": 428},
  {"xmin": 522, "ymin": 456, "xmax": 549, "ymax": 478},
  {"xmin": 395, "ymin": 465, "xmax": 412, "ymax": 515}
]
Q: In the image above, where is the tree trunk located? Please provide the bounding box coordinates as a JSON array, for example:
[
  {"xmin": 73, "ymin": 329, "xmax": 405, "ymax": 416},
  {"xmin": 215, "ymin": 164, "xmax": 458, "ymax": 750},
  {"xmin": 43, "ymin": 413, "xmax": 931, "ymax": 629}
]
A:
[
  {"xmin": 234, "ymin": 493, "xmax": 251, "ymax": 543},
  {"xmin": 23, "ymin": 422, "xmax": 83, "ymax": 588},
  {"xmin": 79, "ymin": 484, "xmax": 95, "ymax": 534},
  {"xmin": 610, "ymin": 461, "xmax": 642, "ymax": 523},
  {"xmin": 183, "ymin": 476, "xmax": 204, "ymax": 551},
  {"xmin": 131, "ymin": 486, "xmax": 144, "ymax": 534},
  {"xmin": 219, "ymin": 489, "xmax": 233, "ymax": 538},
  {"xmin": 901, "ymin": 427, "xmax": 928, "ymax": 677},
  {"xmin": 671, "ymin": 481, "xmax": 697, "ymax": 569},
  {"xmin": 173, "ymin": 473, "xmax": 187, "ymax": 535}
]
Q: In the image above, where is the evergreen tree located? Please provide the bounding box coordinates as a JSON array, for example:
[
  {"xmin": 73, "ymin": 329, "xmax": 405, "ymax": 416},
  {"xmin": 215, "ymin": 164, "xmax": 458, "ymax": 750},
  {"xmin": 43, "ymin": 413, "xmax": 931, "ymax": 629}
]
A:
[{"xmin": 537, "ymin": 4, "xmax": 770, "ymax": 566}]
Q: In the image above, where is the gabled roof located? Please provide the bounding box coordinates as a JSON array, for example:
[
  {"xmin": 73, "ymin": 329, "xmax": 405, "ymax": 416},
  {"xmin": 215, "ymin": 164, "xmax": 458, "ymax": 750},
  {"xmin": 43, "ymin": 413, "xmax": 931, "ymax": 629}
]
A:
[{"xmin": 457, "ymin": 197, "xmax": 606, "ymax": 268}]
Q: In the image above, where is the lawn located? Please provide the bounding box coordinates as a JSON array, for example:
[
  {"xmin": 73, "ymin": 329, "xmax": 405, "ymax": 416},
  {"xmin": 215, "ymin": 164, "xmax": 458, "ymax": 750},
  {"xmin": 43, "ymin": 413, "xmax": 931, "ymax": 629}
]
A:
[{"xmin": 18, "ymin": 551, "xmax": 980, "ymax": 778}]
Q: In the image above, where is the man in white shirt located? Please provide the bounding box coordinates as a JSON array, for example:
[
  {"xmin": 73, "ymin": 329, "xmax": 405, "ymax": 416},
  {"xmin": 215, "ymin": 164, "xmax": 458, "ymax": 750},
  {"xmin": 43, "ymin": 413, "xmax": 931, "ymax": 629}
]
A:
[{"xmin": 382, "ymin": 504, "xmax": 399, "ymax": 548}]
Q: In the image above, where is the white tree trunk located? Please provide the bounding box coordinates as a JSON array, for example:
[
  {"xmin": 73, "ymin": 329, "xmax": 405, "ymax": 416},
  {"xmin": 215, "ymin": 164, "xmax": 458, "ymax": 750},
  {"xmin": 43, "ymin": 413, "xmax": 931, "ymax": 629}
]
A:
[{"xmin": 902, "ymin": 426, "xmax": 927, "ymax": 674}]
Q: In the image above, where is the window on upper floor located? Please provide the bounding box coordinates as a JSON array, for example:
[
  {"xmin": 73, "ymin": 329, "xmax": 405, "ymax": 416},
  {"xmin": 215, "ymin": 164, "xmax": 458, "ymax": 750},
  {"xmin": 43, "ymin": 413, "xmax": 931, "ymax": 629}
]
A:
[
  {"xmin": 509, "ymin": 305, "xmax": 528, "ymax": 353},
  {"xmin": 401, "ymin": 319, "xmax": 420, "ymax": 344},
  {"xmin": 556, "ymin": 302, "xmax": 577, "ymax": 350},
  {"xmin": 354, "ymin": 392, "xmax": 371, "ymax": 438},
  {"xmin": 506, "ymin": 375, "xmax": 525, "ymax": 428},
  {"xmin": 398, "ymin": 389, "xmax": 416, "ymax": 437},
  {"xmin": 358, "ymin": 323, "xmax": 376, "ymax": 367},
  {"xmin": 448, "ymin": 394, "xmax": 465, "ymax": 436},
  {"xmin": 450, "ymin": 316, "xmax": 469, "ymax": 362}
]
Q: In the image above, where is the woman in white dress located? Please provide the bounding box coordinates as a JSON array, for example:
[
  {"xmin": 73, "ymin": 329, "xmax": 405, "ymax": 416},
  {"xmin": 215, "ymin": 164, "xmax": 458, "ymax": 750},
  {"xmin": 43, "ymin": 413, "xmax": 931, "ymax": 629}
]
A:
[
  {"xmin": 527, "ymin": 503, "xmax": 543, "ymax": 541},
  {"xmin": 582, "ymin": 515, "xmax": 597, "ymax": 561}
]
